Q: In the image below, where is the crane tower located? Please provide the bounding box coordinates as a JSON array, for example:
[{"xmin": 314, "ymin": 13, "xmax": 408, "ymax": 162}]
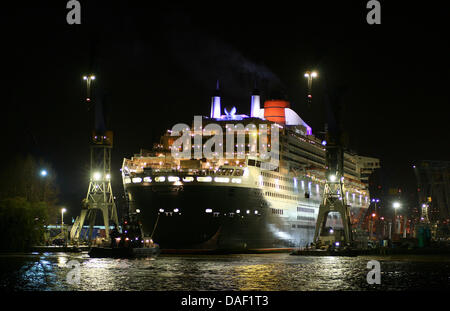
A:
[
  {"xmin": 70, "ymin": 74, "xmax": 119, "ymax": 244},
  {"xmin": 313, "ymin": 83, "xmax": 354, "ymax": 246}
]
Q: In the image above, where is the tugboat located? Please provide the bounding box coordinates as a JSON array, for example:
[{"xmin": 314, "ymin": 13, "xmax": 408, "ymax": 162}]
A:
[{"xmin": 88, "ymin": 213, "xmax": 160, "ymax": 258}]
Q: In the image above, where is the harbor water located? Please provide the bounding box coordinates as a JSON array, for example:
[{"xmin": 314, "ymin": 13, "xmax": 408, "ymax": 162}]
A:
[{"xmin": 0, "ymin": 252, "xmax": 449, "ymax": 291}]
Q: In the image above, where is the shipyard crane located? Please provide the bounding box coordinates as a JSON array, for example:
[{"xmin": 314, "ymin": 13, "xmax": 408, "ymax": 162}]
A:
[
  {"xmin": 70, "ymin": 43, "xmax": 119, "ymax": 244},
  {"xmin": 313, "ymin": 80, "xmax": 355, "ymax": 247}
]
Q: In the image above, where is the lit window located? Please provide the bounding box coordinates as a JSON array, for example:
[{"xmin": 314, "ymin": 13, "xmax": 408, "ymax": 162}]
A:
[
  {"xmin": 214, "ymin": 177, "xmax": 229, "ymax": 183},
  {"xmin": 182, "ymin": 177, "xmax": 194, "ymax": 182},
  {"xmin": 168, "ymin": 176, "xmax": 180, "ymax": 182},
  {"xmin": 143, "ymin": 177, "xmax": 152, "ymax": 182},
  {"xmin": 197, "ymin": 176, "xmax": 212, "ymax": 182},
  {"xmin": 132, "ymin": 177, "xmax": 142, "ymax": 183},
  {"xmin": 155, "ymin": 176, "xmax": 166, "ymax": 182}
]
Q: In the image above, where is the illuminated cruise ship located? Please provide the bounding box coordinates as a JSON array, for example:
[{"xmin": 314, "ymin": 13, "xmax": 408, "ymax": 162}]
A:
[{"xmin": 121, "ymin": 86, "xmax": 380, "ymax": 252}]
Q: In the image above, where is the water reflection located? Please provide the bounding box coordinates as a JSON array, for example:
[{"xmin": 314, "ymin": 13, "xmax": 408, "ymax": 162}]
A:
[
  {"xmin": 0, "ymin": 253, "xmax": 449, "ymax": 291},
  {"xmin": 233, "ymin": 264, "xmax": 281, "ymax": 290}
]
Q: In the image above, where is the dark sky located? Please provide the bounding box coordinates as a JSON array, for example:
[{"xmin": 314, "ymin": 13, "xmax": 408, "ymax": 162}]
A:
[{"xmin": 1, "ymin": 1, "xmax": 449, "ymax": 217}]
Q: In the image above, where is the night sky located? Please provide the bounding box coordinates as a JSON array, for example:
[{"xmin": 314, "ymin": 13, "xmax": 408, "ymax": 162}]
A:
[{"xmin": 1, "ymin": 1, "xmax": 449, "ymax": 219}]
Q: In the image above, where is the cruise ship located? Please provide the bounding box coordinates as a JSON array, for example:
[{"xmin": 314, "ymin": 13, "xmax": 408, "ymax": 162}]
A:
[{"xmin": 121, "ymin": 86, "xmax": 380, "ymax": 252}]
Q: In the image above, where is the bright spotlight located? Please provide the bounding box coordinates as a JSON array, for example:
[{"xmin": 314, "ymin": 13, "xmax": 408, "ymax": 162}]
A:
[
  {"xmin": 393, "ymin": 202, "xmax": 401, "ymax": 209},
  {"xmin": 61, "ymin": 208, "xmax": 67, "ymax": 213},
  {"xmin": 311, "ymin": 71, "xmax": 318, "ymax": 78},
  {"xmin": 40, "ymin": 169, "xmax": 48, "ymax": 177},
  {"xmin": 90, "ymin": 75, "xmax": 96, "ymax": 80},
  {"xmin": 304, "ymin": 72, "xmax": 310, "ymax": 78},
  {"xmin": 329, "ymin": 174, "xmax": 336, "ymax": 182},
  {"xmin": 83, "ymin": 76, "xmax": 87, "ymax": 80},
  {"xmin": 93, "ymin": 172, "xmax": 102, "ymax": 181}
]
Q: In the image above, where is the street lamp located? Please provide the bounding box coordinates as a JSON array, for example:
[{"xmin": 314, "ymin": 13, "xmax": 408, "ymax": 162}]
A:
[
  {"xmin": 39, "ymin": 169, "xmax": 49, "ymax": 202},
  {"xmin": 392, "ymin": 202, "xmax": 401, "ymax": 237},
  {"xmin": 304, "ymin": 70, "xmax": 318, "ymax": 104},
  {"xmin": 371, "ymin": 198, "xmax": 380, "ymax": 213},
  {"xmin": 83, "ymin": 74, "xmax": 96, "ymax": 102},
  {"xmin": 369, "ymin": 213, "xmax": 376, "ymax": 239},
  {"xmin": 61, "ymin": 208, "xmax": 67, "ymax": 236}
]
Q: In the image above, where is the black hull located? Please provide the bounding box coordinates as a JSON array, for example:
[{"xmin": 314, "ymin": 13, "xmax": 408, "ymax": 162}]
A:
[{"xmin": 126, "ymin": 184, "xmax": 317, "ymax": 253}]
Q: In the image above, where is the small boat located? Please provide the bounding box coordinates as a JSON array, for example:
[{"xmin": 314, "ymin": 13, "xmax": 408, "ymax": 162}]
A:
[
  {"xmin": 88, "ymin": 212, "xmax": 161, "ymax": 258},
  {"xmin": 88, "ymin": 245, "xmax": 160, "ymax": 258}
]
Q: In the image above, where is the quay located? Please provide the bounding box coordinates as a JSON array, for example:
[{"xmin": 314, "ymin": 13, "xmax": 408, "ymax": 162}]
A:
[
  {"xmin": 290, "ymin": 247, "xmax": 450, "ymax": 257},
  {"xmin": 30, "ymin": 245, "xmax": 89, "ymax": 253}
]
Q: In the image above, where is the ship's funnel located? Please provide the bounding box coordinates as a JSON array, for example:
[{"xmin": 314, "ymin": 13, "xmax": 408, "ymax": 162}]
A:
[
  {"xmin": 263, "ymin": 99, "xmax": 290, "ymax": 124},
  {"xmin": 250, "ymin": 88, "xmax": 261, "ymax": 118},
  {"xmin": 210, "ymin": 80, "xmax": 221, "ymax": 119}
]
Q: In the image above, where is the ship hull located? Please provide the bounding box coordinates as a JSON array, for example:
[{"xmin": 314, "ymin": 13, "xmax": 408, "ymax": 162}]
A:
[{"xmin": 126, "ymin": 184, "xmax": 317, "ymax": 253}]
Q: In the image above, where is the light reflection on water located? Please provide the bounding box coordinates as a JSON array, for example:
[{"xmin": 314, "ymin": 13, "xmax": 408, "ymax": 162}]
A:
[{"xmin": 0, "ymin": 252, "xmax": 449, "ymax": 291}]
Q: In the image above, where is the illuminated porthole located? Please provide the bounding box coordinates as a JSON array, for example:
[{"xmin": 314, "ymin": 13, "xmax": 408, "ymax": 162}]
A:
[
  {"xmin": 132, "ymin": 177, "xmax": 142, "ymax": 183},
  {"xmin": 198, "ymin": 176, "xmax": 212, "ymax": 182}
]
